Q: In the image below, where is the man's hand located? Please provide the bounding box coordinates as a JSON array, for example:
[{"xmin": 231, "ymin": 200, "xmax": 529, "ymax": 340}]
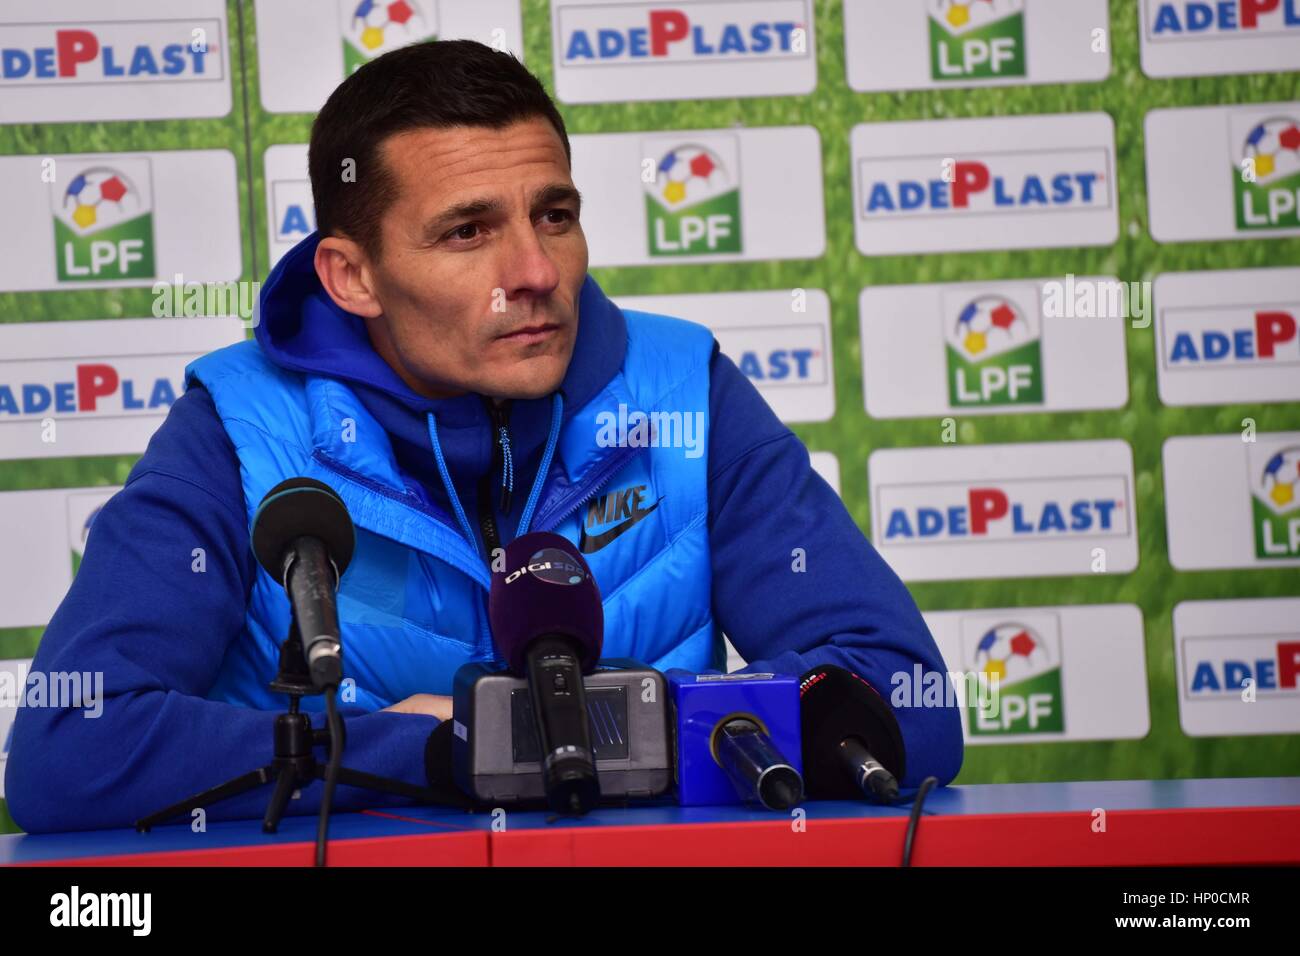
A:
[{"xmin": 381, "ymin": 694, "xmax": 454, "ymax": 721}]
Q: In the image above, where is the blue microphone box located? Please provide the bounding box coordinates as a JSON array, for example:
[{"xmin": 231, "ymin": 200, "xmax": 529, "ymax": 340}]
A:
[{"xmin": 666, "ymin": 669, "xmax": 803, "ymax": 806}]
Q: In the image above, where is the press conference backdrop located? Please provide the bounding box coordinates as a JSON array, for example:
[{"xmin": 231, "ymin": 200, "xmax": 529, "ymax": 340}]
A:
[{"xmin": 1, "ymin": 1, "xmax": 1298, "ymax": 834}]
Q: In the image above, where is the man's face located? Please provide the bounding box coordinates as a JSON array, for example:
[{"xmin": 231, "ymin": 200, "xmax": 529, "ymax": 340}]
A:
[{"xmin": 319, "ymin": 117, "xmax": 587, "ymax": 400}]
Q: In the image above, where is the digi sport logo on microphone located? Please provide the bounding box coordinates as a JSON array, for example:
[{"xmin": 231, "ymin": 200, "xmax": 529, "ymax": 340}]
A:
[{"xmin": 503, "ymin": 548, "xmax": 589, "ymax": 587}]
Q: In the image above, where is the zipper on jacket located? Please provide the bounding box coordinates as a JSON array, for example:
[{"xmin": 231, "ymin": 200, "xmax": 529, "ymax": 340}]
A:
[
  {"xmin": 478, "ymin": 396, "xmax": 515, "ymax": 562},
  {"xmin": 477, "ymin": 470, "xmax": 501, "ymax": 562},
  {"xmin": 484, "ymin": 397, "xmax": 514, "ymax": 517}
]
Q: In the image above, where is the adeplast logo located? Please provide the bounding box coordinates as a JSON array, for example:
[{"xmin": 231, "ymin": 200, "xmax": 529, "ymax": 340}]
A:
[
  {"xmin": 272, "ymin": 180, "xmax": 315, "ymax": 245},
  {"xmin": 0, "ymin": 20, "xmax": 221, "ymax": 85},
  {"xmin": 853, "ymin": 113, "xmax": 1117, "ymax": 254},
  {"xmin": 558, "ymin": 1, "xmax": 808, "ymax": 66},
  {"xmin": 1147, "ymin": 0, "xmax": 1300, "ymax": 37},
  {"xmin": 1251, "ymin": 443, "xmax": 1300, "ymax": 558},
  {"xmin": 734, "ymin": 339, "xmax": 823, "ymax": 385},
  {"xmin": 862, "ymin": 154, "xmax": 1109, "ymax": 217},
  {"xmin": 881, "ymin": 480, "xmax": 1129, "ymax": 542},
  {"xmin": 965, "ymin": 620, "xmax": 1064, "ymax": 735},
  {"xmin": 1165, "ymin": 307, "xmax": 1298, "ymax": 366},
  {"xmin": 929, "ymin": 0, "xmax": 1026, "ymax": 81},
  {"xmin": 340, "ymin": 0, "xmax": 436, "ymax": 75},
  {"xmin": 871, "ymin": 441, "xmax": 1136, "ymax": 580},
  {"xmin": 0, "ymin": 363, "xmax": 178, "ymax": 419},
  {"xmin": 1234, "ymin": 114, "xmax": 1300, "ymax": 230},
  {"xmin": 50, "ymin": 158, "xmax": 154, "ymax": 283},
  {"xmin": 644, "ymin": 139, "xmax": 742, "ymax": 257},
  {"xmin": 944, "ymin": 293, "xmax": 1043, "ymax": 406},
  {"xmin": 1184, "ymin": 635, "xmax": 1300, "ymax": 698}
]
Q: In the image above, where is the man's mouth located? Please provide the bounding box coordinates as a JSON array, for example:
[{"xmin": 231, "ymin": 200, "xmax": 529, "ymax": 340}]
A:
[{"xmin": 497, "ymin": 323, "xmax": 560, "ymax": 344}]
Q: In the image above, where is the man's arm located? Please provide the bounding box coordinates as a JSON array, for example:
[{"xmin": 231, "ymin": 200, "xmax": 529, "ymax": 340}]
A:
[
  {"xmin": 705, "ymin": 344, "xmax": 964, "ymax": 789},
  {"xmin": 3, "ymin": 386, "xmax": 438, "ymax": 833}
]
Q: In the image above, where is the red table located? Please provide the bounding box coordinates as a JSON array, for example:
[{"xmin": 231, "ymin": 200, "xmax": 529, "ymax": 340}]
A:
[{"xmin": 3, "ymin": 777, "xmax": 1298, "ymax": 866}]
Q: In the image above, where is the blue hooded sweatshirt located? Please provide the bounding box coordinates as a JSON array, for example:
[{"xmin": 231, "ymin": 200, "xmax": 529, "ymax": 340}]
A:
[{"xmin": 4, "ymin": 234, "xmax": 963, "ymax": 832}]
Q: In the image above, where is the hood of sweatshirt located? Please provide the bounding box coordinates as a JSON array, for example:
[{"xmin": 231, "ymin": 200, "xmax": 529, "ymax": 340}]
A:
[{"xmin": 253, "ymin": 231, "xmax": 628, "ymax": 537}]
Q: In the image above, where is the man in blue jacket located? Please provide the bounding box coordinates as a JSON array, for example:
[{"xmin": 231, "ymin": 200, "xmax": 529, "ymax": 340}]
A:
[{"xmin": 5, "ymin": 40, "xmax": 961, "ymax": 832}]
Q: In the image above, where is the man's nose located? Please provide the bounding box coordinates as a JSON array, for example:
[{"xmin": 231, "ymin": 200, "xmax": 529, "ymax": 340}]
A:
[{"xmin": 500, "ymin": 219, "xmax": 561, "ymax": 297}]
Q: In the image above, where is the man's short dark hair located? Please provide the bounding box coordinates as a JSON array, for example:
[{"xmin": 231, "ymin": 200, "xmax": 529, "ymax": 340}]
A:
[{"xmin": 308, "ymin": 39, "xmax": 571, "ymax": 256}]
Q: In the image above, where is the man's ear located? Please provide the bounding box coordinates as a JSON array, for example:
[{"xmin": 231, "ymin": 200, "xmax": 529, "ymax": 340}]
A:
[{"xmin": 314, "ymin": 235, "xmax": 383, "ymax": 318}]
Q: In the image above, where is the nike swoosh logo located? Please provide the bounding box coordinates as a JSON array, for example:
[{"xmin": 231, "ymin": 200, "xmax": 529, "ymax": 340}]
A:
[{"xmin": 579, "ymin": 497, "xmax": 662, "ymax": 554}]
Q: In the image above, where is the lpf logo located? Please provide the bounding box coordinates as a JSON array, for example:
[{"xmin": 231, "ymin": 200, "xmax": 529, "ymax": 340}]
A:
[
  {"xmin": 929, "ymin": 0, "xmax": 1025, "ymax": 81},
  {"xmin": 50, "ymin": 158, "xmax": 155, "ymax": 283},
  {"xmin": 340, "ymin": 0, "xmax": 437, "ymax": 74},
  {"xmin": 643, "ymin": 136, "xmax": 742, "ymax": 257},
  {"xmin": 67, "ymin": 491, "xmax": 114, "ymax": 577},
  {"xmin": 943, "ymin": 290, "xmax": 1043, "ymax": 407},
  {"xmin": 1250, "ymin": 441, "xmax": 1300, "ymax": 559},
  {"xmin": 962, "ymin": 616, "xmax": 1064, "ymax": 736},
  {"xmin": 1233, "ymin": 113, "xmax": 1300, "ymax": 230}
]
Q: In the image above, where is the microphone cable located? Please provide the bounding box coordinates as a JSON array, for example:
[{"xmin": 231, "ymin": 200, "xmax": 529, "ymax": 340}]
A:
[
  {"xmin": 900, "ymin": 775, "xmax": 937, "ymax": 867},
  {"xmin": 317, "ymin": 688, "xmax": 344, "ymax": 867}
]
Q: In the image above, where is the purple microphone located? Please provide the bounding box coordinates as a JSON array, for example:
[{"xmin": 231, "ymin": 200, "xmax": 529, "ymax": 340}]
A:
[{"xmin": 488, "ymin": 532, "xmax": 603, "ymax": 814}]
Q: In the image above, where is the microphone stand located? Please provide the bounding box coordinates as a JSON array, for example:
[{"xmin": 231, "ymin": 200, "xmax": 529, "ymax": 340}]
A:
[{"xmin": 135, "ymin": 613, "xmax": 438, "ymax": 841}]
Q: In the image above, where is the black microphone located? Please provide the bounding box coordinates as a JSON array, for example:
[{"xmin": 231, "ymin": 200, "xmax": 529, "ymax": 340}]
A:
[
  {"xmin": 799, "ymin": 665, "xmax": 906, "ymax": 803},
  {"xmin": 488, "ymin": 532, "xmax": 603, "ymax": 815},
  {"xmin": 839, "ymin": 736, "xmax": 898, "ymax": 803},
  {"xmin": 251, "ymin": 477, "xmax": 356, "ymax": 691}
]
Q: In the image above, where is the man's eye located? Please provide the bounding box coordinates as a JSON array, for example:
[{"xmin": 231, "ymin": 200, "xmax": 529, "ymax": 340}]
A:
[
  {"xmin": 451, "ymin": 224, "xmax": 479, "ymax": 241},
  {"xmin": 544, "ymin": 209, "xmax": 573, "ymax": 224}
]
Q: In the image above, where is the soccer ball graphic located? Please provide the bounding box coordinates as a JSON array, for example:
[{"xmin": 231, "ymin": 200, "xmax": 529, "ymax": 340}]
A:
[
  {"xmin": 1260, "ymin": 446, "xmax": 1300, "ymax": 512},
  {"xmin": 652, "ymin": 145, "xmax": 731, "ymax": 208},
  {"xmin": 953, "ymin": 295, "xmax": 1028, "ymax": 359},
  {"xmin": 973, "ymin": 624, "xmax": 1048, "ymax": 683},
  {"xmin": 932, "ymin": 0, "xmax": 1013, "ymax": 30},
  {"xmin": 350, "ymin": 0, "xmax": 417, "ymax": 51},
  {"xmin": 62, "ymin": 168, "xmax": 138, "ymax": 232},
  {"xmin": 1242, "ymin": 117, "xmax": 1300, "ymax": 186}
]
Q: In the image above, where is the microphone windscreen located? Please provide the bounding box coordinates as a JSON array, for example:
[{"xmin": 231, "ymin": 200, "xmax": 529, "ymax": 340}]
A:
[
  {"xmin": 488, "ymin": 531, "xmax": 603, "ymax": 675},
  {"xmin": 251, "ymin": 477, "xmax": 355, "ymax": 579},
  {"xmin": 799, "ymin": 665, "xmax": 906, "ymax": 799}
]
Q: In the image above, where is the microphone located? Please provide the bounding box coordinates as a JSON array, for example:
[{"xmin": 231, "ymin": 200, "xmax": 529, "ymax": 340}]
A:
[
  {"xmin": 799, "ymin": 665, "xmax": 906, "ymax": 803},
  {"xmin": 666, "ymin": 670, "xmax": 804, "ymax": 809},
  {"xmin": 715, "ymin": 716, "xmax": 802, "ymax": 810},
  {"xmin": 488, "ymin": 531, "xmax": 603, "ymax": 815},
  {"xmin": 251, "ymin": 477, "xmax": 355, "ymax": 691}
]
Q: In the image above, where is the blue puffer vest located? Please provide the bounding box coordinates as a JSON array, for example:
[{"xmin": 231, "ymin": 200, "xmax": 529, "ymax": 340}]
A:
[{"xmin": 184, "ymin": 310, "xmax": 722, "ymax": 711}]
